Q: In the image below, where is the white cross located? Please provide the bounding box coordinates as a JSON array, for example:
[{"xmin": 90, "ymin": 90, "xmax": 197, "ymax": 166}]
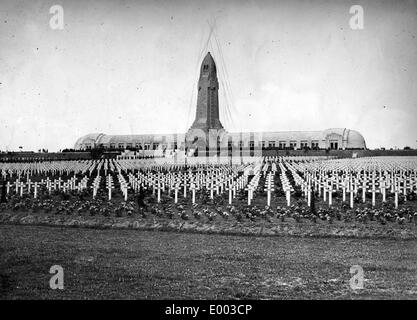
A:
[
  {"xmin": 190, "ymin": 183, "xmax": 197, "ymax": 204},
  {"xmin": 264, "ymin": 184, "xmax": 274, "ymax": 207},
  {"xmin": 173, "ymin": 183, "xmax": 181, "ymax": 204},
  {"xmin": 226, "ymin": 184, "xmax": 233, "ymax": 205},
  {"xmin": 394, "ymin": 186, "xmax": 401, "ymax": 209},
  {"xmin": 156, "ymin": 183, "xmax": 163, "ymax": 203},
  {"xmin": 34, "ymin": 182, "xmax": 38, "ymax": 199},
  {"xmin": 285, "ymin": 188, "xmax": 291, "ymax": 207},
  {"xmin": 245, "ymin": 185, "xmax": 253, "ymax": 205}
]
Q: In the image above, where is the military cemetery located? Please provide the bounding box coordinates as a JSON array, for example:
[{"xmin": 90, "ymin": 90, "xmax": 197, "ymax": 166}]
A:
[
  {"xmin": 1, "ymin": 155, "xmax": 417, "ymax": 234},
  {"xmin": 1, "ymin": 0, "xmax": 416, "ymax": 302}
]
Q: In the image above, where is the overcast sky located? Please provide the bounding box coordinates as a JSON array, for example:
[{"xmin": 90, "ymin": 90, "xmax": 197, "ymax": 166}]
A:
[{"xmin": 1, "ymin": 0, "xmax": 416, "ymax": 151}]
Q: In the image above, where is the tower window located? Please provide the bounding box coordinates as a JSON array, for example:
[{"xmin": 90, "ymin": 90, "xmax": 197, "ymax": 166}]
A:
[{"xmin": 203, "ymin": 65, "xmax": 209, "ymax": 71}]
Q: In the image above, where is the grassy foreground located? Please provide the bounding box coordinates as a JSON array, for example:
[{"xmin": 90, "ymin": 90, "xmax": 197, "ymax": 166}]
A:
[{"xmin": 0, "ymin": 225, "xmax": 416, "ymax": 299}]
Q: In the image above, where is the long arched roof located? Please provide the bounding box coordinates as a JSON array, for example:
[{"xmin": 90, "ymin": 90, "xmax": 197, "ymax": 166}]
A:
[{"xmin": 74, "ymin": 128, "xmax": 366, "ymax": 149}]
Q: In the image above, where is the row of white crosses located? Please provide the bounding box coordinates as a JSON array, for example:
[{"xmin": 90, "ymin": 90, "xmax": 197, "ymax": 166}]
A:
[
  {"xmin": 245, "ymin": 173, "xmax": 261, "ymax": 205},
  {"xmin": 2, "ymin": 157, "xmax": 416, "ymax": 209},
  {"xmin": 304, "ymin": 170, "xmax": 363, "ymax": 209},
  {"xmin": 0, "ymin": 160, "xmax": 93, "ymax": 177},
  {"xmin": 78, "ymin": 176, "xmax": 89, "ymax": 192},
  {"xmin": 263, "ymin": 172, "xmax": 275, "ymax": 207},
  {"xmin": 117, "ymin": 173, "xmax": 130, "ymax": 201},
  {"xmin": 278, "ymin": 161, "xmax": 294, "ymax": 206},
  {"xmin": 268, "ymin": 156, "xmax": 331, "ymax": 208},
  {"xmin": 261, "ymin": 162, "xmax": 269, "ymax": 177},
  {"xmin": 226, "ymin": 174, "xmax": 248, "ymax": 205},
  {"xmin": 295, "ymin": 157, "xmax": 417, "ymax": 209},
  {"xmin": 6, "ymin": 178, "xmax": 26, "ymax": 197},
  {"xmin": 293, "ymin": 160, "xmax": 357, "ymax": 208},
  {"xmin": 124, "ymin": 164, "xmax": 247, "ymax": 205},
  {"xmin": 285, "ymin": 161, "xmax": 316, "ymax": 207},
  {"xmin": 106, "ymin": 175, "xmax": 114, "ymax": 200},
  {"xmin": 3, "ymin": 174, "xmax": 91, "ymax": 199},
  {"xmin": 91, "ymin": 175, "xmax": 101, "ymax": 199}
]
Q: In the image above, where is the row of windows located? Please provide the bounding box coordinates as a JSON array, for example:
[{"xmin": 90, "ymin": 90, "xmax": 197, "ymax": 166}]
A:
[
  {"xmin": 88, "ymin": 143, "xmax": 180, "ymax": 150},
  {"xmin": 226, "ymin": 140, "xmax": 321, "ymax": 148},
  {"xmin": 85, "ymin": 140, "xmax": 334, "ymax": 150}
]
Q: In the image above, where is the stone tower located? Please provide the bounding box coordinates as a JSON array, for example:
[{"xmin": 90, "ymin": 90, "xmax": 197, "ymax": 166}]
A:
[
  {"xmin": 186, "ymin": 52, "xmax": 225, "ymax": 154},
  {"xmin": 189, "ymin": 52, "xmax": 224, "ymax": 132}
]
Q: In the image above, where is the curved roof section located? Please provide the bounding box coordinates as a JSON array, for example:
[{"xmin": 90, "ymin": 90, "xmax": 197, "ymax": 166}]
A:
[
  {"xmin": 74, "ymin": 133, "xmax": 105, "ymax": 149},
  {"xmin": 345, "ymin": 129, "xmax": 366, "ymax": 149}
]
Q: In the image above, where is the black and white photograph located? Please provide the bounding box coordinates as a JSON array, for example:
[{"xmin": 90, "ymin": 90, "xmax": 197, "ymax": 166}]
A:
[{"xmin": 1, "ymin": 0, "xmax": 417, "ymax": 305}]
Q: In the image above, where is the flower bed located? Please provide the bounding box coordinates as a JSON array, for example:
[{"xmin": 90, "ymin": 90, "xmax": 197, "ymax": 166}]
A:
[{"xmin": 1, "ymin": 192, "xmax": 416, "ymax": 240}]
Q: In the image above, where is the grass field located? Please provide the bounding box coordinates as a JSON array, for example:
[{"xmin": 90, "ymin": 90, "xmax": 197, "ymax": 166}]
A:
[{"xmin": 1, "ymin": 225, "xmax": 416, "ymax": 299}]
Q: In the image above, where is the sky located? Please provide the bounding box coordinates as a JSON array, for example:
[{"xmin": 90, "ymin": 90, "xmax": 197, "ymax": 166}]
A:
[{"xmin": 0, "ymin": 0, "xmax": 416, "ymax": 151}]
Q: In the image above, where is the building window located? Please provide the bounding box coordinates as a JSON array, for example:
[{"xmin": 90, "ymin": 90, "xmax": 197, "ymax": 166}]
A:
[
  {"xmin": 118, "ymin": 143, "xmax": 124, "ymax": 149},
  {"xmin": 300, "ymin": 141, "xmax": 308, "ymax": 149},
  {"xmin": 126, "ymin": 143, "xmax": 132, "ymax": 149},
  {"xmin": 249, "ymin": 141, "xmax": 255, "ymax": 149},
  {"xmin": 85, "ymin": 144, "xmax": 91, "ymax": 150},
  {"xmin": 330, "ymin": 141, "xmax": 339, "ymax": 150},
  {"xmin": 144, "ymin": 144, "xmax": 150, "ymax": 150},
  {"xmin": 110, "ymin": 143, "xmax": 116, "ymax": 149},
  {"xmin": 153, "ymin": 143, "xmax": 159, "ymax": 150},
  {"xmin": 289, "ymin": 141, "xmax": 297, "ymax": 149},
  {"xmin": 268, "ymin": 141, "xmax": 275, "ymax": 148},
  {"xmin": 278, "ymin": 141, "xmax": 286, "ymax": 149},
  {"xmin": 203, "ymin": 64, "xmax": 209, "ymax": 71},
  {"xmin": 311, "ymin": 140, "xmax": 319, "ymax": 149}
]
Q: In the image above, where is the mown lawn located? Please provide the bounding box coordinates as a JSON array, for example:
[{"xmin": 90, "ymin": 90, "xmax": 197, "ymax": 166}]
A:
[{"xmin": 0, "ymin": 225, "xmax": 416, "ymax": 299}]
